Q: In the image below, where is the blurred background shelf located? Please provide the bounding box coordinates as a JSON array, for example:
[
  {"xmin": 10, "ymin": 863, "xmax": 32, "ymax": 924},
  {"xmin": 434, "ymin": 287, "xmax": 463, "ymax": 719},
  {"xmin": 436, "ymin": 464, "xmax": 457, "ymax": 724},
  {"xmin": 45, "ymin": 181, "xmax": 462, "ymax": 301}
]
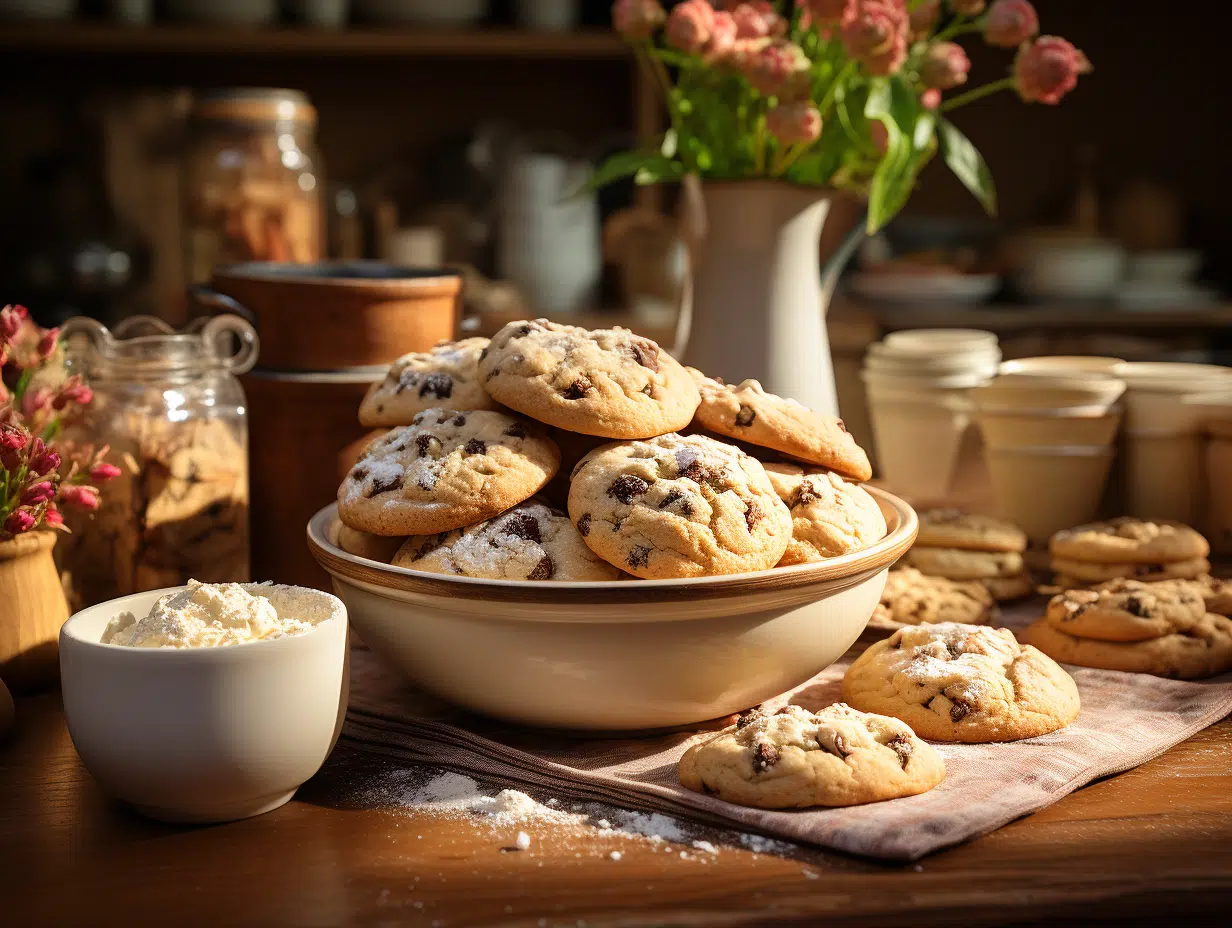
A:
[
  {"xmin": 837, "ymin": 299, "xmax": 1232, "ymax": 333},
  {"xmin": 0, "ymin": 23, "xmax": 625, "ymax": 58}
]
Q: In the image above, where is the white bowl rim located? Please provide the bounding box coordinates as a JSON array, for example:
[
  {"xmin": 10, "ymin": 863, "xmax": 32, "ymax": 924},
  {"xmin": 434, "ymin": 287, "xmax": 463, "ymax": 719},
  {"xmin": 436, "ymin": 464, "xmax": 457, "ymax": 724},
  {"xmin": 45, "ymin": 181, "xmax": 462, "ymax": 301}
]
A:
[
  {"xmin": 306, "ymin": 487, "xmax": 918, "ymax": 604},
  {"xmin": 61, "ymin": 583, "xmax": 346, "ymax": 655}
]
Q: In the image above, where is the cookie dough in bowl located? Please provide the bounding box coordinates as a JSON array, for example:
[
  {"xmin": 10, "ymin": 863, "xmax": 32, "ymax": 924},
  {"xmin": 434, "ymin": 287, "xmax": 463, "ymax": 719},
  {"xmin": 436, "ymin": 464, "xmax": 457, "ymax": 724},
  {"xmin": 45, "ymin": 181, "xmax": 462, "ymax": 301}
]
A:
[{"xmin": 307, "ymin": 487, "xmax": 918, "ymax": 731}]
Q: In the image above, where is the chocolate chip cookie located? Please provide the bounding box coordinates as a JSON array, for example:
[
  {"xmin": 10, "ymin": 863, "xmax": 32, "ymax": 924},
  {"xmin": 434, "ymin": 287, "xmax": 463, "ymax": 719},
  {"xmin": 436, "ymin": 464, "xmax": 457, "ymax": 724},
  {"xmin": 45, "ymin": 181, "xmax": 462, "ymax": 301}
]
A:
[
  {"xmin": 567, "ymin": 433, "xmax": 792, "ymax": 579},
  {"xmin": 677, "ymin": 703, "xmax": 945, "ymax": 809},
  {"xmin": 337, "ymin": 408, "xmax": 559, "ymax": 536},
  {"xmin": 359, "ymin": 338, "xmax": 500, "ymax": 427},
  {"xmin": 874, "ymin": 567, "xmax": 997, "ymax": 630},
  {"xmin": 762, "ymin": 463, "xmax": 886, "ymax": 565},
  {"xmin": 1026, "ymin": 612, "xmax": 1232, "ymax": 680},
  {"xmin": 391, "ymin": 500, "xmax": 621, "ymax": 582},
  {"xmin": 1050, "ymin": 518, "xmax": 1210, "ymax": 564},
  {"xmin": 335, "ymin": 524, "xmax": 405, "ymax": 563},
  {"xmin": 1045, "ymin": 579, "xmax": 1207, "ymax": 642},
  {"xmin": 1050, "ymin": 555, "xmax": 1211, "ymax": 585},
  {"xmin": 916, "ymin": 509, "xmax": 1027, "ymax": 553},
  {"xmin": 903, "ymin": 546, "xmax": 1025, "ymax": 581},
  {"xmin": 842, "ymin": 623, "xmax": 1081, "ymax": 742},
  {"xmin": 981, "ymin": 571, "xmax": 1035, "ymax": 602},
  {"xmin": 477, "ymin": 320, "xmax": 699, "ymax": 439},
  {"xmin": 689, "ymin": 371, "xmax": 872, "ymax": 481},
  {"xmin": 1193, "ymin": 575, "xmax": 1232, "ymax": 616}
]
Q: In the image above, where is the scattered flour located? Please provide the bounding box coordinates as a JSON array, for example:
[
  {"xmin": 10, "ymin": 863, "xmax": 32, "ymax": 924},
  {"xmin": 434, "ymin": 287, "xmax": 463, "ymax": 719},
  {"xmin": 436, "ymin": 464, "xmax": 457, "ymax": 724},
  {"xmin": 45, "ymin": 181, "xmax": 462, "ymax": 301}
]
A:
[{"xmin": 514, "ymin": 831, "xmax": 531, "ymax": 851}]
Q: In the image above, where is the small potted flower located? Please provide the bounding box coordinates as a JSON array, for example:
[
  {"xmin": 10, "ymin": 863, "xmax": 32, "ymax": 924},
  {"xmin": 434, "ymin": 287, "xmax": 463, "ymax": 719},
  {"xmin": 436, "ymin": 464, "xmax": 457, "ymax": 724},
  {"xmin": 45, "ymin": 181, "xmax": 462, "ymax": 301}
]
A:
[
  {"xmin": 1, "ymin": 304, "xmax": 119, "ymax": 692},
  {"xmin": 602, "ymin": 1, "xmax": 1090, "ymax": 414}
]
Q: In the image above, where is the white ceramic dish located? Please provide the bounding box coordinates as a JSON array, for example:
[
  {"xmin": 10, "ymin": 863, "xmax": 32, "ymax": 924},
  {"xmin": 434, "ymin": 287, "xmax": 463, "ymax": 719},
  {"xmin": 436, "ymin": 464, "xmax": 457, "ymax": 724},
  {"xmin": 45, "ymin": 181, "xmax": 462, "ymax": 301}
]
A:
[
  {"xmin": 306, "ymin": 489, "xmax": 918, "ymax": 731},
  {"xmin": 1000, "ymin": 356, "xmax": 1125, "ymax": 375},
  {"xmin": 849, "ymin": 272, "xmax": 1000, "ymax": 305},
  {"xmin": 59, "ymin": 585, "xmax": 349, "ymax": 824},
  {"xmin": 1017, "ymin": 239, "xmax": 1126, "ymax": 301},
  {"xmin": 883, "ymin": 328, "xmax": 999, "ymax": 352}
]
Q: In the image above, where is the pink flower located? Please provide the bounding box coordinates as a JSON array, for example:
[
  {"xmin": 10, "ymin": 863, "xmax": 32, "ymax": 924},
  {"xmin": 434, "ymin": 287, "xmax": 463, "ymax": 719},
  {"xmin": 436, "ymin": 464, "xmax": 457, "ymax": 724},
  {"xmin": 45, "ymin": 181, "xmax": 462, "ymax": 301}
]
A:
[
  {"xmin": 921, "ymin": 88, "xmax": 942, "ymax": 109},
  {"xmin": 0, "ymin": 304, "xmax": 28, "ymax": 341},
  {"xmin": 35, "ymin": 326, "xmax": 59, "ymax": 361},
  {"xmin": 800, "ymin": 0, "xmax": 853, "ymax": 25},
  {"xmin": 984, "ymin": 0, "xmax": 1038, "ymax": 48},
  {"xmin": 909, "ymin": 0, "xmax": 940, "ymax": 39},
  {"xmin": 60, "ymin": 484, "xmax": 100, "ymax": 511},
  {"xmin": 841, "ymin": 0, "xmax": 910, "ymax": 76},
  {"xmin": 28, "ymin": 439, "xmax": 61, "ymax": 477},
  {"xmin": 1014, "ymin": 36, "xmax": 1092, "ymax": 105},
  {"xmin": 89, "ymin": 461, "xmax": 122, "ymax": 482},
  {"xmin": 740, "ymin": 39, "xmax": 813, "ymax": 100},
  {"xmin": 950, "ymin": 0, "xmax": 985, "ymax": 14},
  {"xmin": 52, "ymin": 378, "xmax": 93, "ymax": 411},
  {"xmin": 766, "ymin": 101, "xmax": 823, "ymax": 144},
  {"xmin": 612, "ymin": 0, "xmax": 666, "ymax": 40},
  {"xmin": 43, "ymin": 505, "xmax": 64, "ymax": 528},
  {"xmin": 731, "ymin": 2, "xmax": 786, "ymax": 39},
  {"xmin": 21, "ymin": 481, "xmax": 55, "ymax": 506},
  {"xmin": 664, "ymin": 0, "xmax": 715, "ymax": 54},
  {"xmin": 3, "ymin": 508, "xmax": 36, "ymax": 536},
  {"xmin": 707, "ymin": 10, "xmax": 738, "ymax": 59},
  {"xmin": 0, "ymin": 424, "xmax": 27, "ymax": 453},
  {"xmin": 21, "ymin": 387, "xmax": 53, "ymax": 419},
  {"xmin": 920, "ymin": 41, "xmax": 971, "ymax": 89}
]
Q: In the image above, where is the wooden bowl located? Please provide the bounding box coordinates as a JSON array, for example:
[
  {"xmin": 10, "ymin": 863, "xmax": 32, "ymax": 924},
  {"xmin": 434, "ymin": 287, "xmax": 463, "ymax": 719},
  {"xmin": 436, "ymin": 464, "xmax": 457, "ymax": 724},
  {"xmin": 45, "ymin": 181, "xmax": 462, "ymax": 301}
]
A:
[{"xmin": 305, "ymin": 487, "xmax": 917, "ymax": 731}]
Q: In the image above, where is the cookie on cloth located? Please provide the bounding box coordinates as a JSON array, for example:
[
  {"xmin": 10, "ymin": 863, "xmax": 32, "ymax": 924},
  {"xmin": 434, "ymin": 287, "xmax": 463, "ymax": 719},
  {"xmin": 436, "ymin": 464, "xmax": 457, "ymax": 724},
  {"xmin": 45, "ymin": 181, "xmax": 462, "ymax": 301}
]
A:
[
  {"xmin": 981, "ymin": 571, "xmax": 1035, "ymax": 602},
  {"xmin": 842, "ymin": 622, "xmax": 1080, "ymax": 742},
  {"xmin": 1026, "ymin": 612, "xmax": 1232, "ymax": 680},
  {"xmin": 1189, "ymin": 575, "xmax": 1232, "ymax": 616},
  {"xmin": 1045, "ymin": 579, "xmax": 1207, "ymax": 642},
  {"xmin": 477, "ymin": 319, "xmax": 699, "ymax": 439},
  {"xmin": 916, "ymin": 509, "xmax": 1027, "ymax": 553},
  {"xmin": 688, "ymin": 370, "xmax": 872, "ymax": 481},
  {"xmin": 359, "ymin": 338, "xmax": 500, "ymax": 427},
  {"xmin": 392, "ymin": 500, "xmax": 621, "ymax": 582},
  {"xmin": 1050, "ymin": 555, "xmax": 1211, "ymax": 585},
  {"xmin": 762, "ymin": 462, "xmax": 886, "ymax": 565},
  {"xmin": 677, "ymin": 703, "xmax": 945, "ymax": 809},
  {"xmin": 875, "ymin": 567, "xmax": 996, "ymax": 629},
  {"xmin": 337, "ymin": 408, "xmax": 559, "ymax": 536},
  {"xmin": 1050, "ymin": 518, "xmax": 1210, "ymax": 564},
  {"xmin": 567, "ymin": 433, "xmax": 791, "ymax": 579},
  {"xmin": 903, "ymin": 546, "xmax": 1025, "ymax": 581}
]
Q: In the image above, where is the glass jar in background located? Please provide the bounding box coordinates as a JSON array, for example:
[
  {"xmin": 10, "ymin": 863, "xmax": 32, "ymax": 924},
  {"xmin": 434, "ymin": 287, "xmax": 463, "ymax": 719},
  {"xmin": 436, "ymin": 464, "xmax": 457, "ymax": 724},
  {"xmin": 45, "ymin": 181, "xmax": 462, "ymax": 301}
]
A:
[
  {"xmin": 55, "ymin": 314, "xmax": 258, "ymax": 610},
  {"xmin": 183, "ymin": 88, "xmax": 322, "ymax": 284}
]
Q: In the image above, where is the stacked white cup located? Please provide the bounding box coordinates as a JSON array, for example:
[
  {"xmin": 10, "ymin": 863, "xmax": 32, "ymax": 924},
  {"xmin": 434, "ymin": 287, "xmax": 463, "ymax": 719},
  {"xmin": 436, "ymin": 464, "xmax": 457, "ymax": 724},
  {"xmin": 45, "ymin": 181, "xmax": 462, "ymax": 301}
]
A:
[{"xmin": 861, "ymin": 329, "xmax": 1000, "ymax": 501}]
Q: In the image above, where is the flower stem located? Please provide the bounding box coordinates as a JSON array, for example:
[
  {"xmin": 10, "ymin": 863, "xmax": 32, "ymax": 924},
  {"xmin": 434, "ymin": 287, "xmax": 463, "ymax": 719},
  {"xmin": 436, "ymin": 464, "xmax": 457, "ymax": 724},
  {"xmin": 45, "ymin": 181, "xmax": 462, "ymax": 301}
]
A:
[
  {"xmin": 772, "ymin": 142, "xmax": 810, "ymax": 177},
  {"xmin": 753, "ymin": 113, "xmax": 767, "ymax": 175},
  {"xmin": 941, "ymin": 76, "xmax": 1015, "ymax": 112},
  {"xmin": 817, "ymin": 61, "xmax": 856, "ymax": 119},
  {"xmin": 932, "ymin": 16, "xmax": 984, "ymax": 43}
]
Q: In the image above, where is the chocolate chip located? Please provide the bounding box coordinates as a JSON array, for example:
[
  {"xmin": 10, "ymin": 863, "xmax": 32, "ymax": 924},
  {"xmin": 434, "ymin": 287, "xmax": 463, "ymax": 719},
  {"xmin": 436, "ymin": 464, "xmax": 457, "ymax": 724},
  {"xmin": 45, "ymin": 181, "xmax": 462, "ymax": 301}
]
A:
[
  {"xmin": 751, "ymin": 741, "xmax": 780, "ymax": 773},
  {"xmin": 577, "ymin": 513, "xmax": 591, "ymax": 537},
  {"xmin": 734, "ymin": 405, "xmax": 756, "ymax": 427},
  {"xmin": 657, "ymin": 488, "xmax": 693, "ymax": 516},
  {"xmin": 949, "ymin": 700, "xmax": 971, "ymax": 723},
  {"xmin": 463, "ymin": 438, "xmax": 486, "ymax": 456},
  {"xmin": 485, "ymin": 368, "xmax": 500, "ymax": 382},
  {"xmin": 641, "ymin": 383, "xmax": 654, "ymax": 396},
  {"xmin": 415, "ymin": 434, "xmax": 442, "ymax": 457},
  {"xmin": 736, "ymin": 709, "xmax": 766, "ymax": 730},
  {"xmin": 452, "ymin": 414, "xmax": 467, "ymax": 427},
  {"xmin": 396, "ymin": 371, "xmax": 421, "ymax": 394},
  {"xmin": 627, "ymin": 545, "xmax": 651, "ymax": 569},
  {"xmin": 479, "ymin": 346, "xmax": 489, "ymax": 360},
  {"xmin": 629, "ymin": 339, "xmax": 660, "ymax": 372},
  {"xmin": 562, "ymin": 376, "xmax": 594, "ymax": 400},
  {"xmin": 412, "ymin": 412, "xmax": 425, "ymax": 425},
  {"xmin": 744, "ymin": 500, "xmax": 763, "ymax": 532},
  {"xmin": 503, "ymin": 422, "xmax": 527, "ymax": 439},
  {"xmin": 527, "ymin": 555, "xmax": 554, "ymax": 581},
  {"xmin": 887, "ymin": 734, "xmax": 913, "ymax": 769},
  {"xmin": 375, "ymin": 404, "xmax": 384, "ymax": 413},
  {"xmin": 1124, "ymin": 595, "xmax": 1149, "ymax": 617},
  {"xmin": 1135, "ymin": 564, "xmax": 1165, "ymax": 576},
  {"xmin": 517, "ymin": 323, "xmax": 534, "ymax": 336},
  {"xmin": 502, "ymin": 511, "xmax": 542, "ymax": 543},
  {"xmin": 793, "ymin": 483, "xmax": 820, "ymax": 508},
  {"xmin": 369, "ymin": 474, "xmax": 402, "ymax": 496},
  {"xmin": 351, "ymin": 465, "xmax": 369, "ymax": 480},
  {"xmin": 675, "ymin": 448, "xmax": 708, "ymax": 483},
  {"xmin": 608, "ymin": 474, "xmax": 649, "ymax": 505},
  {"xmin": 419, "ymin": 372, "xmax": 453, "ymax": 399}
]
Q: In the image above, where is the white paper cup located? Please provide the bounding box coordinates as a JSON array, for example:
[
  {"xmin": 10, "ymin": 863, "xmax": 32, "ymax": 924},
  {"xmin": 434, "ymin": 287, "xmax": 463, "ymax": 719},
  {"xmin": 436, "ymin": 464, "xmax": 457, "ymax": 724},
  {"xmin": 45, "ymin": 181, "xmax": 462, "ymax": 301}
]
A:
[
  {"xmin": 1000, "ymin": 356, "xmax": 1125, "ymax": 375},
  {"xmin": 883, "ymin": 329, "xmax": 999, "ymax": 353},
  {"xmin": 978, "ymin": 408, "xmax": 1122, "ymax": 450},
  {"xmin": 986, "ymin": 445, "xmax": 1115, "ymax": 545},
  {"xmin": 867, "ymin": 395, "xmax": 971, "ymax": 501}
]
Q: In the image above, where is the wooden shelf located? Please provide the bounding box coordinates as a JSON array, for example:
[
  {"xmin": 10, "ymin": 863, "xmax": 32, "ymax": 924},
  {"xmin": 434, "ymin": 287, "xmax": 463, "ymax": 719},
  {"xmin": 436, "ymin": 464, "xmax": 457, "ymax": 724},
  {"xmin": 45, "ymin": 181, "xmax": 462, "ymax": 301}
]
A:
[{"xmin": 0, "ymin": 23, "xmax": 627, "ymax": 59}]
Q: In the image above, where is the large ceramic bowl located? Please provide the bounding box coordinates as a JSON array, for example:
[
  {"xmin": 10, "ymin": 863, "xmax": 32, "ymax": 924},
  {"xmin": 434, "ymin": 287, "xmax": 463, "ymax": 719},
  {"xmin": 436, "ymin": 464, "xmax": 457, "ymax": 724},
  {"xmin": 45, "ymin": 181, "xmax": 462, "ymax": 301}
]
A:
[
  {"xmin": 59, "ymin": 585, "xmax": 349, "ymax": 824},
  {"xmin": 306, "ymin": 487, "xmax": 917, "ymax": 731}
]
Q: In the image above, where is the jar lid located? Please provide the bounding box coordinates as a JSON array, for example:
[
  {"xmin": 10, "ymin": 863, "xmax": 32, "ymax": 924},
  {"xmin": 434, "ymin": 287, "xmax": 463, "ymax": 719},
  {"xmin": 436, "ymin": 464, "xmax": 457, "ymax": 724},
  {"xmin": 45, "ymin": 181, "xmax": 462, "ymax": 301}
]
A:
[{"xmin": 192, "ymin": 88, "xmax": 317, "ymax": 125}]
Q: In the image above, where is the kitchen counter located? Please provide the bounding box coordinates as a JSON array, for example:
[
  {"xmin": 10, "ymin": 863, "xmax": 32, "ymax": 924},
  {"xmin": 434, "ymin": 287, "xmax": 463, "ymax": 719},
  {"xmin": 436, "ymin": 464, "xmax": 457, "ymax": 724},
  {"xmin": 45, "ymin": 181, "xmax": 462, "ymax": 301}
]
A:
[{"xmin": 4, "ymin": 691, "xmax": 1231, "ymax": 926}]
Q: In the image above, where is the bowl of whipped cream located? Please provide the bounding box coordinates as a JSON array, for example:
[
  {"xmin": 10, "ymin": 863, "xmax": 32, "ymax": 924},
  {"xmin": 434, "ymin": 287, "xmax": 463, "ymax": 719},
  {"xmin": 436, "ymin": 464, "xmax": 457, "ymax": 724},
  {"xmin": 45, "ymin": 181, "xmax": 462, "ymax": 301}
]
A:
[{"xmin": 59, "ymin": 580, "xmax": 348, "ymax": 824}]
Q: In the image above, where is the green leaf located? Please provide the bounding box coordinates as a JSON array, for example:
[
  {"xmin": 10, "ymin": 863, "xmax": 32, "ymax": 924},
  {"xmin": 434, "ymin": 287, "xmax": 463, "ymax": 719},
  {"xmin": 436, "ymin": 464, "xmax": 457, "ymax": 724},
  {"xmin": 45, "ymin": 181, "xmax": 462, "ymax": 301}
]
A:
[
  {"xmin": 580, "ymin": 150, "xmax": 681, "ymax": 193},
  {"xmin": 938, "ymin": 118, "xmax": 997, "ymax": 216}
]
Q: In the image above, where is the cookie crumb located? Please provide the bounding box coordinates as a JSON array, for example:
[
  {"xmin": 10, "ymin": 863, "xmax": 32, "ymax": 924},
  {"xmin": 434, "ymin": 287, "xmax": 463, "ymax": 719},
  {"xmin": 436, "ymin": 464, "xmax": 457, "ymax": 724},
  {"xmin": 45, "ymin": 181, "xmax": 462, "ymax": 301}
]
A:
[{"xmin": 609, "ymin": 851, "xmax": 623, "ymax": 861}]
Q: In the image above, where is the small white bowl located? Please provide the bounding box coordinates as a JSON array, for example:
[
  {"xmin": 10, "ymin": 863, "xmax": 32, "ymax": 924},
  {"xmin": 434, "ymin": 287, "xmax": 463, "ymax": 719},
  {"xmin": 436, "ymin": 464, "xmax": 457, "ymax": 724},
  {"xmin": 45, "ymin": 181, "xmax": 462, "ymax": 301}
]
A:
[{"xmin": 59, "ymin": 584, "xmax": 349, "ymax": 824}]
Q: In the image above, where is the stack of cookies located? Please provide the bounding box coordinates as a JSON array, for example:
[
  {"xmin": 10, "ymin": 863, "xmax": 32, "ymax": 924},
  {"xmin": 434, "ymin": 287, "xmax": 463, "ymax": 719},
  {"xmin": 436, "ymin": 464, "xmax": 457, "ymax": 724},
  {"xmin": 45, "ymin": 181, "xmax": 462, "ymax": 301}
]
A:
[
  {"xmin": 1026, "ymin": 579, "xmax": 1232, "ymax": 680},
  {"xmin": 901, "ymin": 509, "xmax": 1032, "ymax": 602},
  {"xmin": 872, "ymin": 566, "xmax": 997, "ymax": 630},
  {"xmin": 335, "ymin": 319, "xmax": 884, "ymax": 582},
  {"xmin": 1048, "ymin": 518, "xmax": 1212, "ymax": 589}
]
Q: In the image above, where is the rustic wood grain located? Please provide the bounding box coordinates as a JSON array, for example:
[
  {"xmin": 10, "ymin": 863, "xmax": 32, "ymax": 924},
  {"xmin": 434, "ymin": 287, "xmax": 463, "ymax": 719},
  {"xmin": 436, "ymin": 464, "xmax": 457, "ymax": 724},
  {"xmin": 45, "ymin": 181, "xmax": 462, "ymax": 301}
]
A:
[{"xmin": 3, "ymin": 693, "xmax": 1230, "ymax": 925}]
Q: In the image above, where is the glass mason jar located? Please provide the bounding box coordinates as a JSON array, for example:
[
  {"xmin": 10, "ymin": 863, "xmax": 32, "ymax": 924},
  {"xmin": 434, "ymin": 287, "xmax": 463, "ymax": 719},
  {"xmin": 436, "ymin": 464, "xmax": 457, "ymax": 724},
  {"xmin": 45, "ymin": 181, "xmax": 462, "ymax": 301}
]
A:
[
  {"xmin": 55, "ymin": 314, "xmax": 259, "ymax": 610},
  {"xmin": 182, "ymin": 88, "xmax": 322, "ymax": 284}
]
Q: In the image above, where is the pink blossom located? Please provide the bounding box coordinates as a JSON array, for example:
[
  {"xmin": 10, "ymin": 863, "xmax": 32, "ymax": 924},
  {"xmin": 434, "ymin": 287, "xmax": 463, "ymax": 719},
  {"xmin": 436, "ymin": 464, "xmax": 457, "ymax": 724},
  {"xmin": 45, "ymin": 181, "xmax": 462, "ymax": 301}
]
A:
[
  {"xmin": 43, "ymin": 505, "xmax": 64, "ymax": 528},
  {"xmin": 731, "ymin": 2, "xmax": 786, "ymax": 39},
  {"xmin": 3, "ymin": 508, "xmax": 36, "ymax": 535},
  {"xmin": 21, "ymin": 481, "xmax": 55, "ymax": 506},
  {"xmin": 664, "ymin": 0, "xmax": 715, "ymax": 54},
  {"xmin": 766, "ymin": 101, "xmax": 823, "ymax": 144},
  {"xmin": 950, "ymin": 0, "xmax": 985, "ymax": 14},
  {"xmin": 90, "ymin": 461, "xmax": 122, "ymax": 482},
  {"xmin": 921, "ymin": 88, "xmax": 942, "ymax": 109},
  {"xmin": 28, "ymin": 440, "xmax": 61, "ymax": 477},
  {"xmin": 60, "ymin": 484, "xmax": 100, "ymax": 511},
  {"xmin": 909, "ymin": 0, "xmax": 939, "ymax": 38},
  {"xmin": 612, "ymin": 0, "xmax": 666, "ymax": 40},
  {"xmin": 35, "ymin": 326, "xmax": 59, "ymax": 361},
  {"xmin": 740, "ymin": 39, "xmax": 813, "ymax": 100},
  {"xmin": 1014, "ymin": 36, "xmax": 1091, "ymax": 105},
  {"xmin": 920, "ymin": 41, "xmax": 971, "ymax": 90},
  {"xmin": 0, "ymin": 304, "xmax": 28, "ymax": 341},
  {"xmin": 52, "ymin": 378, "xmax": 93, "ymax": 411},
  {"xmin": 21, "ymin": 387, "xmax": 53, "ymax": 419},
  {"xmin": 707, "ymin": 11, "xmax": 738, "ymax": 59},
  {"xmin": 800, "ymin": 0, "xmax": 853, "ymax": 25},
  {"xmin": 984, "ymin": 0, "xmax": 1038, "ymax": 48},
  {"xmin": 841, "ymin": 0, "xmax": 910, "ymax": 76},
  {"xmin": 0, "ymin": 424, "xmax": 26, "ymax": 453}
]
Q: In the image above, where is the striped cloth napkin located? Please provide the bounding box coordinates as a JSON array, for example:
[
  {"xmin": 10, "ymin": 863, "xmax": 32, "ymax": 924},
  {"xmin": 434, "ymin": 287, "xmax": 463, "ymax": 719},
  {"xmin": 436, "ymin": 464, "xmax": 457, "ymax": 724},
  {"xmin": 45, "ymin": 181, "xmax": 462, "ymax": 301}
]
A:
[{"xmin": 340, "ymin": 600, "xmax": 1232, "ymax": 860}]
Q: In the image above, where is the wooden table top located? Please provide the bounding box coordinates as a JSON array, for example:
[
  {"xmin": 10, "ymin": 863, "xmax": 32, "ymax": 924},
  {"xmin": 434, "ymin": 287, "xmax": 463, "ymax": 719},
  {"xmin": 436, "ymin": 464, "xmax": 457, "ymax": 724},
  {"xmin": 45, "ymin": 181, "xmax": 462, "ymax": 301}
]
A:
[{"xmin": 4, "ymin": 691, "xmax": 1232, "ymax": 926}]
